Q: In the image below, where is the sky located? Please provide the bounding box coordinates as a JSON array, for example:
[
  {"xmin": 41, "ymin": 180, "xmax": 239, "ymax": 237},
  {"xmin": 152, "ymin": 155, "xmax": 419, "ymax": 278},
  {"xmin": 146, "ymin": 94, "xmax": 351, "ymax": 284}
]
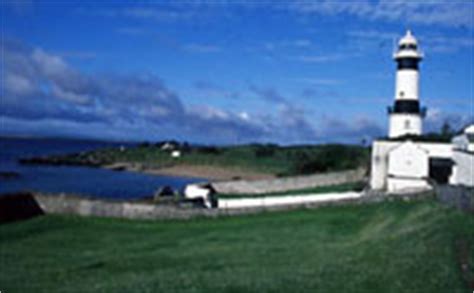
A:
[{"xmin": 1, "ymin": 1, "xmax": 473, "ymax": 144}]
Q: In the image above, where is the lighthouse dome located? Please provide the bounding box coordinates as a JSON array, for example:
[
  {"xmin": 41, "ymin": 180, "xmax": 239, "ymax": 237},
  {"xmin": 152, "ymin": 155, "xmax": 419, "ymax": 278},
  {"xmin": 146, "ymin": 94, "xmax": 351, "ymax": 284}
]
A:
[
  {"xmin": 398, "ymin": 30, "xmax": 418, "ymax": 46},
  {"xmin": 394, "ymin": 30, "xmax": 422, "ymax": 60}
]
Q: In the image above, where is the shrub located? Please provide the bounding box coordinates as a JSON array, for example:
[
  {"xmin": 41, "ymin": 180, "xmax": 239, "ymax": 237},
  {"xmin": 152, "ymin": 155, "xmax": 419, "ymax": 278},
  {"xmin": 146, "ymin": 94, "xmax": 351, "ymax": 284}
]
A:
[
  {"xmin": 196, "ymin": 146, "xmax": 221, "ymax": 155},
  {"xmin": 292, "ymin": 145, "xmax": 367, "ymax": 174},
  {"xmin": 255, "ymin": 145, "xmax": 277, "ymax": 158}
]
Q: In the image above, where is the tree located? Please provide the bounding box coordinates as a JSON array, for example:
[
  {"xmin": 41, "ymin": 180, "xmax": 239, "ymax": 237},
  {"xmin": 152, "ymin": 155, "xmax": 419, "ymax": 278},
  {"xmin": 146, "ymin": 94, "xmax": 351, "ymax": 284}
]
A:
[{"xmin": 441, "ymin": 120, "xmax": 453, "ymax": 137}]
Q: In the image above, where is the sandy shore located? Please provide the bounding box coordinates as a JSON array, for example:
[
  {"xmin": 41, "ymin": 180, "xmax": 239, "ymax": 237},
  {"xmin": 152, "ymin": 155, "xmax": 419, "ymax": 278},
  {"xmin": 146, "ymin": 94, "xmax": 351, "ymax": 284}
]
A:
[{"xmin": 103, "ymin": 162, "xmax": 276, "ymax": 181}]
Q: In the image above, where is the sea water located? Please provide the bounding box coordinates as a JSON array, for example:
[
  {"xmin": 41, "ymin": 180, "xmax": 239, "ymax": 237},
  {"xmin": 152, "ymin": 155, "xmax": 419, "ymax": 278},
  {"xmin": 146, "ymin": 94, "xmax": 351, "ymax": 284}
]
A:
[{"xmin": 0, "ymin": 137, "xmax": 204, "ymax": 199}]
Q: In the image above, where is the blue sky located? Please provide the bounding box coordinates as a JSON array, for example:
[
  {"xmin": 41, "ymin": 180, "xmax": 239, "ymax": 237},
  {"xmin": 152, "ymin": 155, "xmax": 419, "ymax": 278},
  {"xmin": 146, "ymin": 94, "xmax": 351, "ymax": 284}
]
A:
[{"xmin": 1, "ymin": 1, "xmax": 473, "ymax": 144}]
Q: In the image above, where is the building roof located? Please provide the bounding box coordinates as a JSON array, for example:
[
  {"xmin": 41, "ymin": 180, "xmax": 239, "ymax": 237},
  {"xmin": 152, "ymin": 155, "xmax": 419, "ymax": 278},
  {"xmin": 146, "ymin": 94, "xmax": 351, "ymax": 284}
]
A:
[{"xmin": 464, "ymin": 124, "xmax": 474, "ymax": 134}]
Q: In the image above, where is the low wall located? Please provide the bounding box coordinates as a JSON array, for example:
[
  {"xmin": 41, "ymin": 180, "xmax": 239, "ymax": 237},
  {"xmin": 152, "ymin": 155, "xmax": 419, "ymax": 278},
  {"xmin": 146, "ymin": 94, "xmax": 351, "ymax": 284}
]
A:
[
  {"xmin": 0, "ymin": 190, "xmax": 435, "ymax": 221},
  {"xmin": 452, "ymin": 150, "xmax": 474, "ymax": 186},
  {"xmin": 35, "ymin": 194, "xmax": 218, "ymax": 220},
  {"xmin": 212, "ymin": 168, "xmax": 366, "ymax": 194},
  {"xmin": 218, "ymin": 192, "xmax": 362, "ymax": 209},
  {"xmin": 435, "ymin": 185, "xmax": 474, "ymax": 212},
  {"xmin": 32, "ymin": 192, "xmax": 371, "ymax": 220}
]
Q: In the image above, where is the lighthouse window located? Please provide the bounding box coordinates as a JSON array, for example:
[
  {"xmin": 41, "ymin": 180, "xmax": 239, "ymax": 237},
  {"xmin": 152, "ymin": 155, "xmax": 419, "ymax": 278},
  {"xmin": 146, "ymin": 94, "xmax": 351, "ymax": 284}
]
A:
[
  {"xmin": 398, "ymin": 58, "xmax": 419, "ymax": 70},
  {"xmin": 404, "ymin": 120, "xmax": 411, "ymax": 129},
  {"xmin": 399, "ymin": 44, "xmax": 417, "ymax": 50},
  {"xmin": 393, "ymin": 100, "xmax": 421, "ymax": 113}
]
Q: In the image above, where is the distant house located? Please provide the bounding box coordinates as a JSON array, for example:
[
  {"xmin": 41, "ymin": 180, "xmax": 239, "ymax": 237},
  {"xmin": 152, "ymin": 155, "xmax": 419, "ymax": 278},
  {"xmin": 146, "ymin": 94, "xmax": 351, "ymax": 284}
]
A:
[
  {"xmin": 158, "ymin": 141, "xmax": 182, "ymax": 158},
  {"xmin": 160, "ymin": 142, "xmax": 178, "ymax": 151}
]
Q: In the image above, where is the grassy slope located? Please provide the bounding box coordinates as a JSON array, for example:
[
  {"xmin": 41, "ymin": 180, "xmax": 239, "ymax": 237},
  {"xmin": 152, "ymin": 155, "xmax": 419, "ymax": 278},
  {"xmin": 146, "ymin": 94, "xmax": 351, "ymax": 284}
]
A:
[
  {"xmin": 53, "ymin": 144, "xmax": 370, "ymax": 176},
  {"xmin": 1, "ymin": 200, "xmax": 472, "ymax": 293}
]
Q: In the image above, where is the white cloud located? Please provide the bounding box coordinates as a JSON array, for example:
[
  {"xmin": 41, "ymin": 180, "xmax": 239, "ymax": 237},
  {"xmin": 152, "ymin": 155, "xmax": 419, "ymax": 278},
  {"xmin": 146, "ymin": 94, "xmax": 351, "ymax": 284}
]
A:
[
  {"xmin": 424, "ymin": 107, "xmax": 473, "ymax": 133},
  {"xmin": 183, "ymin": 43, "xmax": 221, "ymax": 53},
  {"xmin": 56, "ymin": 51, "xmax": 97, "ymax": 60},
  {"xmin": 122, "ymin": 7, "xmax": 194, "ymax": 21},
  {"xmin": 291, "ymin": 53, "xmax": 347, "ymax": 63},
  {"xmin": 288, "ymin": 1, "xmax": 474, "ymax": 28},
  {"xmin": 31, "ymin": 48, "xmax": 70, "ymax": 78},
  {"xmin": 347, "ymin": 28, "xmax": 474, "ymax": 55},
  {"xmin": 2, "ymin": 39, "xmax": 388, "ymax": 144},
  {"xmin": 293, "ymin": 39, "xmax": 312, "ymax": 47},
  {"xmin": 78, "ymin": 2, "xmax": 473, "ymax": 29},
  {"xmin": 347, "ymin": 29, "xmax": 397, "ymax": 40},
  {"xmin": 426, "ymin": 107, "xmax": 442, "ymax": 120},
  {"xmin": 142, "ymin": 105, "xmax": 171, "ymax": 118},
  {"xmin": 261, "ymin": 39, "xmax": 313, "ymax": 52},
  {"xmin": 288, "ymin": 1, "xmax": 373, "ymax": 17},
  {"xmin": 80, "ymin": 6, "xmax": 200, "ymax": 24},
  {"xmin": 116, "ymin": 27, "xmax": 148, "ymax": 36},
  {"xmin": 295, "ymin": 78, "xmax": 343, "ymax": 86},
  {"xmin": 4, "ymin": 73, "xmax": 36, "ymax": 96},
  {"xmin": 239, "ymin": 111, "xmax": 250, "ymax": 121},
  {"xmin": 423, "ymin": 35, "xmax": 474, "ymax": 53},
  {"xmin": 188, "ymin": 105, "xmax": 230, "ymax": 120},
  {"xmin": 318, "ymin": 114, "xmax": 383, "ymax": 142},
  {"xmin": 193, "ymin": 81, "xmax": 239, "ymax": 99},
  {"xmin": 51, "ymin": 84, "xmax": 91, "ymax": 105}
]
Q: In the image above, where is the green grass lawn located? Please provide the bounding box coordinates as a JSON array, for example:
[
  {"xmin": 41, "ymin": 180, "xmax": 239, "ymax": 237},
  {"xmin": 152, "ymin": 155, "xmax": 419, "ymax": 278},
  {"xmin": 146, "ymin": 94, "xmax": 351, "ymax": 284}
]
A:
[
  {"xmin": 218, "ymin": 182, "xmax": 365, "ymax": 199},
  {"xmin": 1, "ymin": 199, "xmax": 472, "ymax": 292}
]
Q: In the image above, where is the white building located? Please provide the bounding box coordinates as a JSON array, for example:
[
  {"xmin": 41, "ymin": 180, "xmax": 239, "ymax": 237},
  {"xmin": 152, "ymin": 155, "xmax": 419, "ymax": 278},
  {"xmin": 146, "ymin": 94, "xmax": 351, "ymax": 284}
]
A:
[
  {"xmin": 371, "ymin": 140, "xmax": 452, "ymax": 192},
  {"xmin": 451, "ymin": 127, "xmax": 474, "ymax": 187},
  {"xmin": 370, "ymin": 31, "xmax": 474, "ymax": 193}
]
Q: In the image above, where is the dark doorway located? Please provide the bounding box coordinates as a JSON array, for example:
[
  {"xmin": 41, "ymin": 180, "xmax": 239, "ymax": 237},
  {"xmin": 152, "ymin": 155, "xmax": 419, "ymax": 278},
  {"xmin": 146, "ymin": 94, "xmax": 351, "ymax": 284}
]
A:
[{"xmin": 429, "ymin": 158, "xmax": 454, "ymax": 184}]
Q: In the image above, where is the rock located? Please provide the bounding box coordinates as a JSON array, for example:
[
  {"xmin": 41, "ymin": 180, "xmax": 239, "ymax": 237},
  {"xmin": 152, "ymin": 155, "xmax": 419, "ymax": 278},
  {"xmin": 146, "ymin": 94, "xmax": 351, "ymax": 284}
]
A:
[
  {"xmin": 154, "ymin": 186, "xmax": 176, "ymax": 201},
  {"xmin": 0, "ymin": 192, "xmax": 44, "ymax": 223},
  {"xmin": 103, "ymin": 163, "xmax": 128, "ymax": 171},
  {"xmin": 0, "ymin": 171, "xmax": 21, "ymax": 180}
]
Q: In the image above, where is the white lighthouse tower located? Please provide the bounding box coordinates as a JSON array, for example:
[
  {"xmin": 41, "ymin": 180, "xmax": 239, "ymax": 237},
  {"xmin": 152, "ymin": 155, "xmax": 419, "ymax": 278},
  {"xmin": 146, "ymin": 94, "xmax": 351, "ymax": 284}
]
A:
[{"xmin": 388, "ymin": 30, "xmax": 426, "ymax": 138}]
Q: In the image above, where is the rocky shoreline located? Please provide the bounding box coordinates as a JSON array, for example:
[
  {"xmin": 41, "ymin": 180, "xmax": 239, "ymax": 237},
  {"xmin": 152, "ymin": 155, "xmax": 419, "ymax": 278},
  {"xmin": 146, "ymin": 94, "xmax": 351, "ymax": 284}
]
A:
[
  {"xmin": 0, "ymin": 171, "xmax": 21, "ymax": 180},
  {"xmin": 19, "ymin": 155, "xmax": 104, "ymax": 167},
  {"xmin": 19, "ymin": 155, "xmax": 275, "ymax": 181}
]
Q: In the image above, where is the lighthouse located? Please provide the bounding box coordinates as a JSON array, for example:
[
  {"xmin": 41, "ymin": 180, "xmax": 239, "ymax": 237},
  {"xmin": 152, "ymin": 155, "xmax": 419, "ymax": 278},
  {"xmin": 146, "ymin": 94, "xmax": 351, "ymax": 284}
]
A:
[
  {"xmin": 388, "ymin": 30, "xmax": 425, "ymax": 138},
  {"xmin": 371, "ymin": 30, "xmax": 474, "ymax": 192}
]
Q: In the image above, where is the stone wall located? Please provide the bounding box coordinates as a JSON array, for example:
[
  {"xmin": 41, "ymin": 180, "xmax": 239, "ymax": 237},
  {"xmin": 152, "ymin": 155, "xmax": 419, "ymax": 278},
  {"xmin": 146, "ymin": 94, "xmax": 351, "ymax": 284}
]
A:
[
  {"xmin": 33, "ymin": 192, "xmax": 370, "ymax": 220},
  {"xmin": 4, "ymin": 190, "xmax": 435, "ymax": 221},
  {"xmin": 35, "ymin": 194, "xmax": 217, "ymax": 220},
  {"xmin": 212, "ymin": 168, "xmax": 366, "ymax": 195},
  {"xmin": 435, "ymin": 185, "xmax": 474, "ymax": 212},
  {"xmin": 452, "ymin": 150, "xmax": 474, "ymax": 186}
]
